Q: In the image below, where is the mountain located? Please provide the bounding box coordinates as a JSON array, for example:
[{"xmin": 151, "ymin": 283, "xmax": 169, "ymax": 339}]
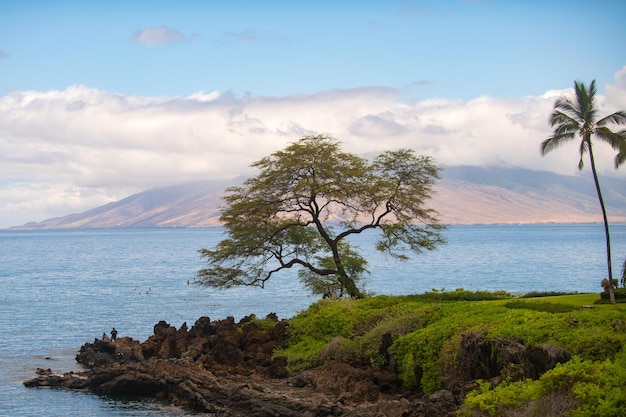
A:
[
  {"xmin": 431, "ymin": 166, "xmax": 626, "ymax": 224},
  {"xmin": 13, "ymin": 179, "xmax": 237, "ymax": 229},
  {"xmin": 11, "ymin": 166, "xmax": 626, "ymax": 229}
]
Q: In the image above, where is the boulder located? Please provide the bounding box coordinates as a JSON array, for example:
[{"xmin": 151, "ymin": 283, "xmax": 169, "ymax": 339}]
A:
[
  {"xmin": 403, "ymin": 390, "xmax": 458, "ymax": 417},
  {"xmin": 314, "ymin": 361, "xmax": 381, "ymax": 403}
]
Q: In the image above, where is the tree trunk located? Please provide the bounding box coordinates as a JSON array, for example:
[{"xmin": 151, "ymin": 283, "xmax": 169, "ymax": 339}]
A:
[
  {"xmin": 622, "ymin": 258, "xmax": 626, "ymax": 288},
  {"xmin": 314, "ymin": 216, "xmax": 363, "ymax": 298},
  {"xmin": 588, "ymin": 140, "xmax": 615, "ymax": 304},
  {"xmin": 337, "ymin": 271, "xmax": 362, "ymax": 298},
  {"xmin": 330, "ymin": 239, "xmax": 361, "ymax": 298}
]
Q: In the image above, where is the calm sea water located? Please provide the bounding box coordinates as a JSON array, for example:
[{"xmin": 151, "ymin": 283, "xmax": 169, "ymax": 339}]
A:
[{"xmin": 1, "ymin": 224, "xmax": 625, "ymax": 416}]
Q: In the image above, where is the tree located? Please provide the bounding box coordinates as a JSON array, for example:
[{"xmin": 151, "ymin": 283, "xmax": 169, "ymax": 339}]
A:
[
  {"xmin": 618, "ymin": 143, "xmax": 626, "ymax": 289},
  {"xmin": 541, "ymin": 80, "xmax": 626, "ymax": 304},
  {"xmin": 197, "ymin": 135, "xmax": 445, "ymax": 298}
]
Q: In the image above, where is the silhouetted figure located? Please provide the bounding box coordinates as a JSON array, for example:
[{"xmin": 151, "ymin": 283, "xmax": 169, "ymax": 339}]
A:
[{"xmin": 110, "ymin": 328, "xmax": 118, "ymax": 342}]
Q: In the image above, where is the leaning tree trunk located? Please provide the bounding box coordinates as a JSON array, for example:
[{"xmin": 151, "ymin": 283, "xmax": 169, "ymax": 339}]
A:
[
  {"xmin": 334, "ymin": 255, "xmax": 363, "ymax": 298},
  {"xmin": 329, "ymin": 237, "xmax": 362, "ymax": 298},
  {"xmin": 315, "ymin": 218, "xmax": 363, "ymax": 298},
  {"xmin": 588, "ymin": 140, "xmax": 616, "ymax": 304}
]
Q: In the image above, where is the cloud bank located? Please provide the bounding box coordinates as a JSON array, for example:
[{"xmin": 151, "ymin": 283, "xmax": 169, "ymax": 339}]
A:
[{"xmin": 1, "ymin": 67, "xmax": 625, "ymax": 228}]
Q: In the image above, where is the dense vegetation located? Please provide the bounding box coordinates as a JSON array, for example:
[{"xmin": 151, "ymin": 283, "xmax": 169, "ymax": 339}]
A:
[{"xmin": 273, "ymin": 290, "xmax": 626, "ymax": 416}]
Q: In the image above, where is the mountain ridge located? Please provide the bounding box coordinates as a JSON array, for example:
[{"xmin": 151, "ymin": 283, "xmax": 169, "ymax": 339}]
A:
[{"xmin": 10, "ymin": 166, "xmax": 626, "ymax": 229}]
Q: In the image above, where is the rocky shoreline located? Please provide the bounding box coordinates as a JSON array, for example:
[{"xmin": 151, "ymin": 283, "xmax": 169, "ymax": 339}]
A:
[{"xmin": 24, "ymin": 314, "xmax": 568, "ymax": 417}]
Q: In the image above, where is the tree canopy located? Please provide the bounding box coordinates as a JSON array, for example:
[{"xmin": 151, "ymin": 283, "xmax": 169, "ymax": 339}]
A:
[{"xmin": 196, "ymin": 135, "xmax": 445, "ymax": 298}]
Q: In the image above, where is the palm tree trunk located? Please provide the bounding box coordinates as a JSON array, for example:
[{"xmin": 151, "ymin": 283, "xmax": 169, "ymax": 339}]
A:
[{"xmin": 587, "ymin": 139, "xmax": 616, "ymax": 304}]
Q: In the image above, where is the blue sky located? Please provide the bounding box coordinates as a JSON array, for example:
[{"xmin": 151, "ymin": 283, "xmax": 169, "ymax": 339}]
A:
[
  {"xmin": 2, "ymin": 0, "xmax": 624, "ymax": 99},
  {"xmin": 1, "ymin": 0, "xmax": 625, "ymax": 228}
]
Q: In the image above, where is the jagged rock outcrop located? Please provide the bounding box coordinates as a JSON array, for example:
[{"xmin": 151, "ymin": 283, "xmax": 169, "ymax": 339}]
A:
[
  {"xmin": 24, "ymin": 316, "xmax": 570, "ymax": 416},
  {"xmin": 441, "ymin": 332, "xmax": 571, "ymax": 395}
]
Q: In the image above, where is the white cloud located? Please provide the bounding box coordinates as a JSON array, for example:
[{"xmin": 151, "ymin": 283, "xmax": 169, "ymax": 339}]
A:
[
  {"xmin": 1, "ymin": 71, "xmax": 625, "ymax": 228},
  {"xmin": 132, "ymin": 26, "xmax": 188, "ymax": 47},
  {"xmin": 605, "ymin": 65, "xmax": 626, "ymax": 110},
  {"xmin": 349, "ymin": 113, "xmax": 409, "ymax": 137}
]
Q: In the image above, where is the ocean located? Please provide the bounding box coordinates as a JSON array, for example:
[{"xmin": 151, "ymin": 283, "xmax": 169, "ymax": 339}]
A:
[{"xmin": 1, "ymin": 224, "xmax": 625, "ymax": 416}]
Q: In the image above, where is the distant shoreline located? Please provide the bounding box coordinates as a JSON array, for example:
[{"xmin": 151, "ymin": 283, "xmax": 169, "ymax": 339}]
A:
[{"xmin": 6, "ymin": 220, "xmax": 626, "ymax": 231}]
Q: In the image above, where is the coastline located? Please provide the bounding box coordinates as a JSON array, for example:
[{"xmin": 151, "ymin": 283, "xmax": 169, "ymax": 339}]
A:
[{"xmin": 24, "ymin": 291, "xmax": 625, "ymax": 416}]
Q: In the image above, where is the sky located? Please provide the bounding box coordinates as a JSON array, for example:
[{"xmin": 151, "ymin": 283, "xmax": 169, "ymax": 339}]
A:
[{"xmin": 1, "ymin": 0, "xmax": 625, "ymax": 228}]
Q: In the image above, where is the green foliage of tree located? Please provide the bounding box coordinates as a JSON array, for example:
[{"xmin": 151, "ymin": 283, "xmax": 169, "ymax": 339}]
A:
[
  {"xmin": 541, "ymin": 80, "xmax": 626, "ymax": 304},
  {"xmin": 196, "ymin": 135, "xmax": 445, "ymax": 298}
]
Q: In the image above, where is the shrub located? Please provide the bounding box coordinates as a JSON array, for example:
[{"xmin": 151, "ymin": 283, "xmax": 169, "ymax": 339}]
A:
[
  {"xmin": 519, "ymin": 291, "xmax": 577, "ymax": 298},
  {"xmin": 403, "ymin": 288, "xmax": 513, "ymax": 302},
  {"xmin": 599, "ymin": 288, "xmax": 626, "ymax": 301},
  {"xmin": 276, "ymin": 292, "xmax": 626, "ymax": 405},
  {"xmin": 462, "ymin": 355, "xmax": 626, "ymax": 416},
  {"xmin": 242, "ymin": 315, "xmax": 279, "ymax": 333},
  {"xmin": 276, "ymin": 296, "xmax": 438, "ymax": 371},
  {"xmin": 503, "ymin": 300, "xmax": 578, "ymax": 313}
]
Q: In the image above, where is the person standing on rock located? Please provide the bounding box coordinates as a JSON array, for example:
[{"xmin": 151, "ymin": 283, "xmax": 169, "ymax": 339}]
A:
[{"xmin": 110, "ymin": 328, "xmax": 118, "ymax": 342}]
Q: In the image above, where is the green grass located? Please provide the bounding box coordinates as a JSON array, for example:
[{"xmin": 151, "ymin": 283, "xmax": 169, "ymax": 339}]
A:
[{"xmin": 526, "ymin": 293, "xmax": 602, "ymax": 306}]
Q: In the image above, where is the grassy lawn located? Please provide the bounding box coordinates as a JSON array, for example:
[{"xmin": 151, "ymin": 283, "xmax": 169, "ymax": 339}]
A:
[{"xmin": 525, "ymin": 293, "xmax": 626, "ymax": 308}]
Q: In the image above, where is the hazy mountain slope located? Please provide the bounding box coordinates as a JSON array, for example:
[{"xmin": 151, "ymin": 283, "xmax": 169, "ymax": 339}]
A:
[
  {"xmin": 14, "ymin": 179, "xmax": 235, "ymax": 229},
  {"xmin": 11, "ymin": 167, "xmax": 626, "ymax": 229},
  {"xmin": 432, "ymin": 166, "xmax": 626, "ymax": 224}
]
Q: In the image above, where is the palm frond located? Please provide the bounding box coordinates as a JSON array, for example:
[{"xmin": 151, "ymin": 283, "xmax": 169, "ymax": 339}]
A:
[
  {"xmin": 614, "ymin": 130, "xmax": 626, "ymax": 168},
  {"xmin": 553, "ymin": 123, "xmax": 579, "ymax": 137},
  {"xmin": 540, "ymin": 136, "xmax": 568, "ymax": 155},
  {"xmin": 552, "ymin": 99, "xmax": 579, "ymax": 121},
  {"xmin": 574, "ymin": 80, "xmax": 597, "ymax": 125},
  {"xmin": 597, "ymin": 110, "xmax": 626, "ymax": 127},
  {"xmin": 549, "ymin": 109, "xmax": 579, "ymax": 127},
  {"xmin": 577, "ymin": 139, "xmax": 590, "ymax": 170},
  {"xmin": 595, "ymin": 126, "xmax": 626, "ymax": 149}
]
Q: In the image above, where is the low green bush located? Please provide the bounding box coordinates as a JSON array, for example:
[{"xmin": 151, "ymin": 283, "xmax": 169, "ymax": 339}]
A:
[
  {"xmin": 599, "ymin": 288, "xmax": 626, "ymax": 301},
  {"xmin": 519, "ymin": 291, "xmax": 577, "ymax": 298},
  {"xmin": 402, "ymin": 288, "xmax": 512, "ymax": 302},
  {"xmin": 503, "ymin": 300, "xmax": 578, "ymax": 313},
  {"xmin": 243, "ymin": 315, "xmax": 279, "ymax": 332},
  {"xmin": 275, "ymin": 296, "xmax": 438, "ymax": 372},
  {"xmin": 462, "ymin": 354, "xmax": 626, "ymax": 416}
]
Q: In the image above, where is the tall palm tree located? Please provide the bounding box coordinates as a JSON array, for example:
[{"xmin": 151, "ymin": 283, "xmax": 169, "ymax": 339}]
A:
[
  {"xmin": 619, "ymin": 143, "xmax": 626, "ymax": 288},
  {"xmin": 541, "ymin": 80, "xmax": 626, "ymax": 304}
]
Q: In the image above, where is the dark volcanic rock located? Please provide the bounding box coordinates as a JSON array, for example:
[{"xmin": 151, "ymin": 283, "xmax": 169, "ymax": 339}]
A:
[
  {"xmin": 24, "ymin": 316, "xmax": 571, "ymax": 416},
  {"xmin": 402, "ymin": 390, "xmax": 458, "ymax": 417},
  {"xmin": 441, "ymin": 332, "xmax": 571, "ymax": 394}
]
